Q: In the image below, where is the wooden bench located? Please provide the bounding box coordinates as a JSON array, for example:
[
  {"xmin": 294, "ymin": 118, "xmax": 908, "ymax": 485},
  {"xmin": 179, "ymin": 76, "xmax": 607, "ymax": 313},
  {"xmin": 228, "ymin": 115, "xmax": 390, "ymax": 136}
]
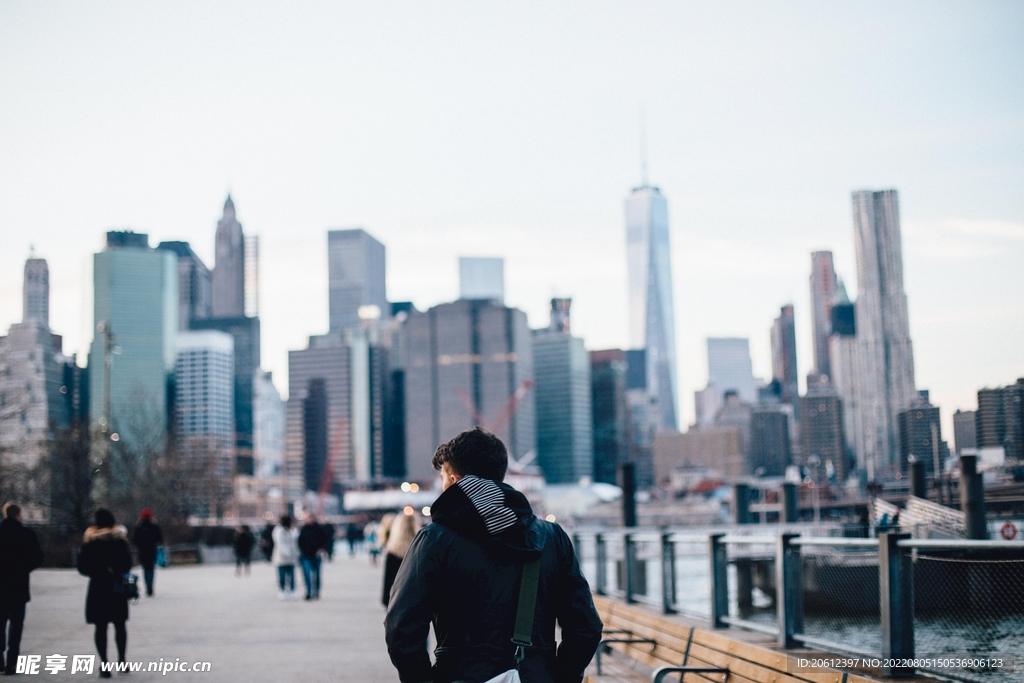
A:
[{"xmin": 585, "ymin": 595, "xmax": 878, "ymax": 683}]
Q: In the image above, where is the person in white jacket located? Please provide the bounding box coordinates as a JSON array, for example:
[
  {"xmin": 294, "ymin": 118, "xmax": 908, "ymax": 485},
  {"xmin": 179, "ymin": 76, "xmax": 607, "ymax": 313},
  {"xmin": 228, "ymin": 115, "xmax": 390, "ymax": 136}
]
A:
[{"xmin": 271, "ymin": 515, "xmax": 300, "ymax": 600}]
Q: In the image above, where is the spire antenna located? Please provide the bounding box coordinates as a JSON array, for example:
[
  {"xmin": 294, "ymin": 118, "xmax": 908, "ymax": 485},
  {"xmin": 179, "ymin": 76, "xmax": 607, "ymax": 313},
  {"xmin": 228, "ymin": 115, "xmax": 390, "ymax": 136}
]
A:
[{"xmin": 639, "ymin": 107, "xmax": 649, "ymax": 187}]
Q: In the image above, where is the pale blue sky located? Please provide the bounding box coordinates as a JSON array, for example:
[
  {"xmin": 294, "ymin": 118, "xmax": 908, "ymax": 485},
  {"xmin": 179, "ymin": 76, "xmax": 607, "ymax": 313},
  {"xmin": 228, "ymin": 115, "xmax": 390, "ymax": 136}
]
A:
[{"xmin": 1, "ymin": 1, "xmax": 1022, "ymax": 434}]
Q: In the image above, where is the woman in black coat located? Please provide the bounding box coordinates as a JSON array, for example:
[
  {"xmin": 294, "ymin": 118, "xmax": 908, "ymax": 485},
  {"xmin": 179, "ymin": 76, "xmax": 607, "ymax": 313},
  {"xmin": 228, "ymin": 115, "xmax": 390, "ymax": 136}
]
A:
[{"xmin": 77, "ymin": 509, "xmax": 133, "ymax": 677}]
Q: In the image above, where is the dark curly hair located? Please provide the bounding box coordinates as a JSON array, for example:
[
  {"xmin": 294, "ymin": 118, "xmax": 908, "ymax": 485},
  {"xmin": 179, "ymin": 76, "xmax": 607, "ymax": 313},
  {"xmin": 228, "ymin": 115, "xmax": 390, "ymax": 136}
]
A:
[{"xmin": 431, "ymin": 427, "xmax": 508, "ymax": 482}]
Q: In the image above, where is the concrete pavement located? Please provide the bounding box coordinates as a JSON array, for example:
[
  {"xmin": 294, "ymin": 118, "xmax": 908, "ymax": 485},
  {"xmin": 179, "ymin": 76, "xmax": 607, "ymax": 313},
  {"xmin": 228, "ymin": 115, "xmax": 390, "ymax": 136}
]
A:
[{"xmin": 18, "ymin": 553, "xmax": 397, "ymax": 682}]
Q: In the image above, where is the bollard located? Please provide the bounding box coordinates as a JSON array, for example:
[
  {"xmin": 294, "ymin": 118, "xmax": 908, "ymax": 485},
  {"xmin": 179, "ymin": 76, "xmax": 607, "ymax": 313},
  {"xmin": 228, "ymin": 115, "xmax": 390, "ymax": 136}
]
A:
[
  {"xmin": 624, "ymin": 533, "xmax": 636, "ymax": 604},
  {"xmin": 781, "ymin": 482, "xmax": 799, "ymax": 523},
  {"xmin": 621, "ymin": 463, "xmax": 637, "ymax": 528},
  {"xmin": 709, "ymin": 533, "xmax": 728, "ymax": 628},
  {"xmin": 960, "ymin": 455, "xmax": 987, "ymax": 539},
  {"xmin": 595, "ymin": 533, "xmax": 607, "ymax": 595},
  {"xmin": 910, "ymin": 460, "xmax": 926, "ymax": 499},
  {"xmin": 776, "ymin": 533, "xmax": 803, "ymax": 648},
  {"xmin": 661, "ymin": 532, "xmax": 677, "ymax": 614},
  {"xmin": 879, "ymin": 532, "xmax": 914, "ymax": 677},
  {"xmin": 733, "ymin": 483, "xmax": 752, "ymax": 524}
]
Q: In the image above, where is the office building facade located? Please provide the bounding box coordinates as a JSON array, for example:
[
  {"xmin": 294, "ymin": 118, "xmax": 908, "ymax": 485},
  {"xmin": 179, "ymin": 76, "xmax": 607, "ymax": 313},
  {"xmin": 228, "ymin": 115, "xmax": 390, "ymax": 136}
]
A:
[
  {"xmin": 403, "ymin": 299, "xmax": 535, "ymax": 482},
  {"xmin": 897, "ymin": 392, "xmax": 947, "ymax": 478},
  {"xmin": 976, "ymin": 380, "xmax": 1024, "ymax": 461},
  {"xmin": 22, "ymin": 257, "xmax": 49, "ymax": 327},
  {"xmin": 590, "ymin": 350, "xmax": 628, "ymax": 486},
  {"xmin": 749, "ymin": 408, "xmax": 791, "ymax": 476},
  {"xmin": 156, "ymin": 241, "xmax": 212, "ymax": 330},
  {"xmin": 809, "ymin": 251, "xmax": 839, "ymax": 381},
  {"xmin": 851, "ymin": 189, "xmax": 917, "ymax": 477},
  {"xmin": 801, "ymin": 388, "xmax": 847, "ymax": 483},
  {"xmin": 706, "ymin": 338, "xmax": 757, "ymax": 405},
  {"xmin": 770, "ymin": 304, "xmax": 799, "ymax": 414},
  {"xmin": 533, "ymin": 302, "xmax": 592, "ymax": 484},
  {"xmin": 328, "ymin": 229, "xmax": 387, "ymax": 331},
  {"xmin": 625, "ymin": 184, "xmax": 678, "ymax": 430},
  {"xmin": 89, "ymin": 232, "xmax": 177, "ymax": 440},
  {"xmin": 952, "ymin": 409, "xmax": 977, "ymax": 454},
  {"xmin": 459, "ymin": 257, "xmax": 505, "ymax": 303}
]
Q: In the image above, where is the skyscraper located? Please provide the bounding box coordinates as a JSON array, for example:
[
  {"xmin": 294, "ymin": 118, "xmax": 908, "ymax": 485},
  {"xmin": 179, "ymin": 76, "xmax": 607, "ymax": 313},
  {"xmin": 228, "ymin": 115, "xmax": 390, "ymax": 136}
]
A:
[
  {"xmin": 23, "ymin": 257, "xmax": 49, "ymax": 327},
  {"xmin": 328, "ymin": 229, "xmax": 387, "ymax": 331},
  {"xmin": 0, "ymin": 257, "xmax": 70, "ymax": 522},
  {"xmin": 801, "ymin": 386, "xmax": 848, "ymax": 483},
  {"xmin": 533, "ymin": 300, "xmax": 593, "ymax": 484},
  {"xmin": 851, "ymin": 189, "xmax": 917, "ymax": 477},
  {"xmin": 976, "ymin": 380, "xmax": 1024, "ymax": 461},
  {"xmin": 156, "ymin": 241, "xmax": 212, "ymax": 330},
  {"xmin": 828, "ymin": 301, "xmax": 862, "ymax": 471},
  {"xmin": 706, "ymin": 338, "xmax": 757, "ymax": 405},
  {"xmin": 89, "ymin": 232, "xmax": 177, "ymax": 440},
  {"xmin": 770, "ymin": 304, "xmax": 799, "ymax": 414},
  {"xmin": 625, "ymin": 184, "xmax": 678, "ymax": 430},
  {"xmin": 809, "ymin": 251, "xmax": 839, "ymax": 380},
  {"xmin": 174, "ymin": 331, "xmax": 234, "ymax": 441},
  {"xmin": 952, "ymin": 409, "xmax": 977, "ymax": 454},
  {"xmin": 211, "ymin": 195, "xmax": 246, "ymax": 318},
  {"xmin": 403, "ymin": 299, "xmax": 535, "ymax": 482},
  {"xmin": 749, "ymin": 407, "xmax": 792, "ymax": 476},
  {"xmin": 897, "ymin": 392, "xmax": 947, "ymax": 478},
  {"xmin": 459, "ymin": 257, "xmax": 505, "ymax": 303},
  {"xmin": 590, "ymin": 349, "xmax": 628, "ymax": 485}
]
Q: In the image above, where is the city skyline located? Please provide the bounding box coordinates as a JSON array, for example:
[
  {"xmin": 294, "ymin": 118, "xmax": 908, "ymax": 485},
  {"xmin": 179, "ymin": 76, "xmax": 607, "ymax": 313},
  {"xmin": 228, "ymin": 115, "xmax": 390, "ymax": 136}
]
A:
[{"xmin": 1, "ymin": 2, "xmax": 1021, "ymax": 440}]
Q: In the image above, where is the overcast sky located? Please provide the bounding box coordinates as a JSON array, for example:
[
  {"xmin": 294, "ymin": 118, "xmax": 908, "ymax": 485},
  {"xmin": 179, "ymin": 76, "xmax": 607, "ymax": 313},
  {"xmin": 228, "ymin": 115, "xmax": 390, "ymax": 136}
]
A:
[{"xmin": 1, "ymin": 1, "xmax": 1022, "ymax": 434}]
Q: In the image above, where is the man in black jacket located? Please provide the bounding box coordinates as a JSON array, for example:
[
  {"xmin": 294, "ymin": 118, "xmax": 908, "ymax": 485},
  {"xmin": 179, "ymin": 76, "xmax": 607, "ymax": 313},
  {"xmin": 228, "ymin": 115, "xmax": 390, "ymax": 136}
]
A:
[
  {"xmin": 385, "ymin": 428, "xmax": 602, "ymax": 683},
  {"xmin": 0, "ymin": 503, "xmax": 45, "ymax": 675}
]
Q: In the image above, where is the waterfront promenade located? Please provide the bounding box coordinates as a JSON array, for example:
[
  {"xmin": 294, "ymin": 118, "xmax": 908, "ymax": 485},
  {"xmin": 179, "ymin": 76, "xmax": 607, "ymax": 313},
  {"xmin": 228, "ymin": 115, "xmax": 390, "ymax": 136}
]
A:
[{"xmin": 21, "ymin": 556, "xmax": 395, "ymax": 682}]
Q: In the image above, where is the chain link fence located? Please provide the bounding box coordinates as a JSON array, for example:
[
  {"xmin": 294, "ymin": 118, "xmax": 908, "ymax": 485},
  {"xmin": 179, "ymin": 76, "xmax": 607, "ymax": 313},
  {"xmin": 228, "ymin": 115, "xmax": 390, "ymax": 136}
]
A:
[{"xmin": 913, "ymin": 550, "xmax": 1024, "ymax": 683}]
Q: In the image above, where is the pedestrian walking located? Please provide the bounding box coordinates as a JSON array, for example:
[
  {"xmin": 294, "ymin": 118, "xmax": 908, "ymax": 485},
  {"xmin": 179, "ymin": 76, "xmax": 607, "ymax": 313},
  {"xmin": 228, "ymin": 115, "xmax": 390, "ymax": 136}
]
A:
[
  {"xmin": 77, "ymin": 509, "xmax": 134, "ymax": 678},
  {"xmin": 233, "ymin": 525, "xmax": 255, "ymax": 576},
  {"xmin": 0, "ymin": 503, "xmax": 44, "ymax": 676},
  {"xmin": 380, "ymin": 509, "xmax": 421, "ymax": 607},
  {"xmin": 345, "ymin": 521, "xmax": 363, "ymax": 557},
  {"xmin": 321, "ymin": 521, "xmax": 336, "ymax": 561},
  {"xmin": 364, "ymin": 521, "xmax": 380, "ymax": 566},
  {"xmin": 271, "ymin": 515, "xmax": 299, "ymax": 600},
  {"xmin": 385, "ymin": 428, "xmax": 602, "ymax": 683},
  {"xmin": 132, "ymin": 509, "xmax": 163, "ymax": 597},
  {"xmin": 298, "ymin": 517, "xmax": 325, "ymax": 600},
  {"xmin": 260, "ymin": 522, "xmax": 275, "ymax": 562}
]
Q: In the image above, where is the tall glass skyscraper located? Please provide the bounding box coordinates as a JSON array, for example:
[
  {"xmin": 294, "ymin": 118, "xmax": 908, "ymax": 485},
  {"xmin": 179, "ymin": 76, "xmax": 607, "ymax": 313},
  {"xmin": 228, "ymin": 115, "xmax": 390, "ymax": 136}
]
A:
[
  {"xmin": 89, "ymin": 232, "xmax": 177, "ymax": 440},
  {"xmin": 851, "ymin": 189, "xmax": 916, "ymax": 478},
  {"xmin": 328, "ymin": 229, "xmax": 387, "ymax": 331},
  {"xmin": 625, "ymin": 185, "xmax": 678, "ymax": 431}
]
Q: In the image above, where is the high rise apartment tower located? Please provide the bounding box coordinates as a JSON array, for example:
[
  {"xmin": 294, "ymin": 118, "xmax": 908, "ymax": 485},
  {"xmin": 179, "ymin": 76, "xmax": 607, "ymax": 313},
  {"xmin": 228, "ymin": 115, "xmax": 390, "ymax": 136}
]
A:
[
  {"xmin": 212, "ymin": 196, "xmax": 246, "ymax": 318},
  {"xmin": 809, "ymin": 251, "xmax": 839, "ymax": 380},
  {"xmin": 625, "ymin": 185, "xmax": 678, "ymax": 430},
  {"xmin": 851, "ymin": 189, "xmax": 916, "ymax": 477}
]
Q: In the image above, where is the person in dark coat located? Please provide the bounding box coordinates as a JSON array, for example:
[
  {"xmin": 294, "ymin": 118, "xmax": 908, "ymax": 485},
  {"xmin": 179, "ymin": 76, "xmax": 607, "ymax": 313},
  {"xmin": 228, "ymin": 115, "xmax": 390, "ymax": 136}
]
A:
[
  {"xmin": 233, "ymin": 525, "xmax": 255, "ymax": 576},
  {"xmin": 77, "ymin": 509, "xmax": 133, "ymax": 677},
  {"xmin": 298, "ymin": 518, "xmax": 325, "ymax": 600},
  {"xmin": 0, "ymin": 503, "xmax": 44, "ymax": 675},
  {"xmin": 132, "ymin": 509, "xmax": 163, "ymax": 597},
  {"xmin": 260, "ymin": 522, "xmax": 275, "ymax": 562},
  {"xmin": 385, "ymin": 428, "xmax": 603, "ymax": 683}
]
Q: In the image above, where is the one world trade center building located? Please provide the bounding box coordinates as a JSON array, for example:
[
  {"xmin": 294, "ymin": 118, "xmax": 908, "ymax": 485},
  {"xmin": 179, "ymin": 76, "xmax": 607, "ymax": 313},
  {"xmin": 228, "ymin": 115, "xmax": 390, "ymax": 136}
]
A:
[{"xmin": 625, "ymin": 184, "xmax": 679, "ymax": 431}]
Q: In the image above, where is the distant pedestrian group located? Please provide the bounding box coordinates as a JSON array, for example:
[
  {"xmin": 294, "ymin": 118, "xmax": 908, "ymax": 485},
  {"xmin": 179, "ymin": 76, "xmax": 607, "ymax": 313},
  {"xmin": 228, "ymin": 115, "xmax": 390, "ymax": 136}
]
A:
[{"xmin": 272, "ymin": 514, "xmax": 333, "ymax": 600}]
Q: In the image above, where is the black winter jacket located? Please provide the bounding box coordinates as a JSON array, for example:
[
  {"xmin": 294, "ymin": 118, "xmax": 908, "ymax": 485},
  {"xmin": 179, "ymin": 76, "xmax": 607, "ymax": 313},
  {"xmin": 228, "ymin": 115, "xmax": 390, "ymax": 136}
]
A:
[
  {"xmin": 77, "ymin": 526, "xmax": 133, "ymax": 624},
  {"xmin": 132, "ymin": 520, "xmax": 163, "ymax": 566},
  {"xmin": 0, "ymin": 518, "xmax": 44, "ymax": 604},
  {"xmin": 385, "ymin": 476, "xmax": 602, "ymax": 683}
]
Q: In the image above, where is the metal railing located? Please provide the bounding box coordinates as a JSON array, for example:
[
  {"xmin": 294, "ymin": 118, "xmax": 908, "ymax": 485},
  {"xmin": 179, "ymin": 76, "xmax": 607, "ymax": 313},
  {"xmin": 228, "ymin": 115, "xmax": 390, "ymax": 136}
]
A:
[{"xmin": 573, "ymin": 527, "xmax": 1024, "ymax": 682}]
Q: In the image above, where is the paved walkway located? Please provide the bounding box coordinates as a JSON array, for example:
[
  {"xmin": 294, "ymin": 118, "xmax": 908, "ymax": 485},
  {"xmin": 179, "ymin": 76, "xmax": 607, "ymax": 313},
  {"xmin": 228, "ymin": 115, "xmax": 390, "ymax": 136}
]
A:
[{"xmin": 20, "ymin": 553, "xmax": 397, "ymax": 681}]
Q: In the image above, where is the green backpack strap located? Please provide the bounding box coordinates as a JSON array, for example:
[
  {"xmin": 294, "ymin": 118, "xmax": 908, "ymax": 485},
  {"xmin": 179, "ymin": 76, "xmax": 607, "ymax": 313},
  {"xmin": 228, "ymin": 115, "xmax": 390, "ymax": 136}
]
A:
[{"xmin": 511, "ymin": 559, "xmax": 541, "ymax": 667}]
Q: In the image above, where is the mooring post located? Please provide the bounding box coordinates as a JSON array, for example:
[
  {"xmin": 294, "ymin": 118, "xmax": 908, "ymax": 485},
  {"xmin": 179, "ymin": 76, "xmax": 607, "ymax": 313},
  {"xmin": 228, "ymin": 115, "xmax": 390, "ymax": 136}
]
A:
[
  {"xmin": 709, "ymin": 533, "xmax": 728, "ymax": 628},
  {"xmin": 594, "ymin": 533, "xmax": 606, "ymax": 595},
  {"xmin": 879, "ymin": 532, "xmax": 914, "ymax": 677},
  {"xmin": 776, "ymin": 533, "xmax": 803, "ymax": 648},
  {"xmin": 624, "ymin": 532, "xmax": 636, "ymax": 604},
  {"xmin": 660, "ymin": 532, "xmax": 677, "ymax": 614}
]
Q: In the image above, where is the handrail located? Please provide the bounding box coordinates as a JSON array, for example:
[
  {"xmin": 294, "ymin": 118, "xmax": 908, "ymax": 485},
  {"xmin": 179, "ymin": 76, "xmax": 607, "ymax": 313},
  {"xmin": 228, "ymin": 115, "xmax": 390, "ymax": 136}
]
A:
[
  {"xmin": 719, "ymin": 535, "xmax": 777, "ymax": 544},
  {"xmin": 791, "ymin": 537, "xmax": 879, "ymax": 547},
  {"xmin": 897, "ymin": 538, "xmax": 1024, "ymax": 549}
]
